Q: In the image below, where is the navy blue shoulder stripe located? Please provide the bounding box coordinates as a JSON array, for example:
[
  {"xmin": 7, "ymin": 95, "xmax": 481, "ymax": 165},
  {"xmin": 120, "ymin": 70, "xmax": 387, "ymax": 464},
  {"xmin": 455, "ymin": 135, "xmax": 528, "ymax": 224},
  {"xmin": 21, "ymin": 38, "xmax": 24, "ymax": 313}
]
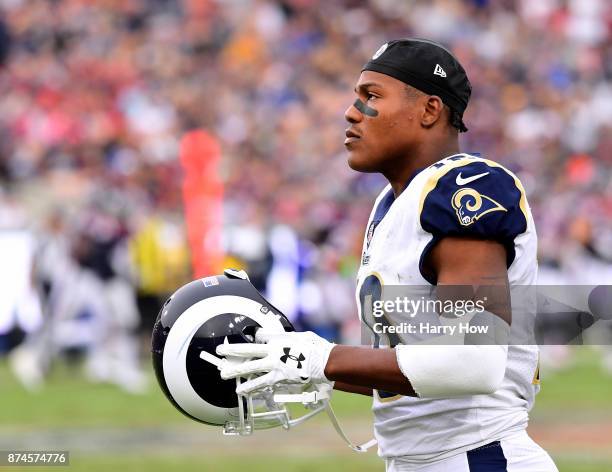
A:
[{"xmin": 418, "ymin": 159, "xmax": 529, "ymax": 283}]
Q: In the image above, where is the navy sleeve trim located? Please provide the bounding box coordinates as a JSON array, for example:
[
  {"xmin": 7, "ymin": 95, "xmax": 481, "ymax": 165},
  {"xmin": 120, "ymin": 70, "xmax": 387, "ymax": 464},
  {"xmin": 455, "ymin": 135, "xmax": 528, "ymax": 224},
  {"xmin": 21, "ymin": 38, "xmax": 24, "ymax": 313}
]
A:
[{"xmin": 418, "ymin": 158, "xmax": 528, "ymax": 284}]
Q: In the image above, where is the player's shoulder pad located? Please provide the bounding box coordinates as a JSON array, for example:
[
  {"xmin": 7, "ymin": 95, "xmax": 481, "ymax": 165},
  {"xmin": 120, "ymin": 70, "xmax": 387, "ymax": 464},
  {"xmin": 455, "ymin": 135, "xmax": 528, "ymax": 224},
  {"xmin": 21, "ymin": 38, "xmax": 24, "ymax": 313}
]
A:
[{"xmin": 419, "ymin": 156, "xmax": 528, "ymax": 242}]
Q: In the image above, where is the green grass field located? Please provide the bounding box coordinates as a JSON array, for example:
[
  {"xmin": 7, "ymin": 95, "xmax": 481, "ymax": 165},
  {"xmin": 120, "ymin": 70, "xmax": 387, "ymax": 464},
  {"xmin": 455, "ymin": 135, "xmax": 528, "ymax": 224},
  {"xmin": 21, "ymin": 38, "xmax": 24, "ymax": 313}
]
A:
[{"xmin": 1, "ymin": 347, "xmax": 611, "ymax": 471}]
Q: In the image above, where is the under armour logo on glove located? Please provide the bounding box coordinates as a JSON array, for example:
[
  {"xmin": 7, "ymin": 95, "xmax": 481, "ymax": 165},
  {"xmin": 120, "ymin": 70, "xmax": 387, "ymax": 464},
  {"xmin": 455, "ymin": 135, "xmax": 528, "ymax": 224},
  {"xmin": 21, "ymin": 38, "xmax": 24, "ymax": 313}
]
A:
[
  {"xmin": 216, "ymin": 330, "xmax": 336, "ymax": 395},
  {"xmin": 280, "ymin": 348, "xmax": 305, "ymax": 368}
]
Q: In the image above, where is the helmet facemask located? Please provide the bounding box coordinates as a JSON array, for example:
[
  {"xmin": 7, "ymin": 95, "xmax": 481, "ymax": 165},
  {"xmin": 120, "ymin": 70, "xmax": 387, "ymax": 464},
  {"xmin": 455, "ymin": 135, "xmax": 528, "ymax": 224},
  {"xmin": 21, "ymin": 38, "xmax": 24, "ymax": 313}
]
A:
[{"xmin": 211, "ymin": 356, "xmax": 332, "ymax": 436}]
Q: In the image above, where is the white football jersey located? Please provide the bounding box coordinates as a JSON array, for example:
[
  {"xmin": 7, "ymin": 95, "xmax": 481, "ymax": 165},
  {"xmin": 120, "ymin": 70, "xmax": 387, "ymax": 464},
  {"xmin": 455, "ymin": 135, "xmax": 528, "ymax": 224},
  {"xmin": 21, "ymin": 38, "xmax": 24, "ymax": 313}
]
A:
[{"xmin": 356, "ymin": 153, "xmax": 540, "ymax": 463}]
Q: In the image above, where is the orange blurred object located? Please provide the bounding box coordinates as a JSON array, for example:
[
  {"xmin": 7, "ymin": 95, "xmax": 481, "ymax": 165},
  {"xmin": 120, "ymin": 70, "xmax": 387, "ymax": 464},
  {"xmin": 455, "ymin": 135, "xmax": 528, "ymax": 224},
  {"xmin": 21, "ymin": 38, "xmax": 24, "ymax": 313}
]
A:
[
  {"xmin": 180, "ymin": 130, "xmax": 224, "ymax": 278},
  {"xmin": 565, "ymin": 153, "xmax": 595, "ymax": 185}
]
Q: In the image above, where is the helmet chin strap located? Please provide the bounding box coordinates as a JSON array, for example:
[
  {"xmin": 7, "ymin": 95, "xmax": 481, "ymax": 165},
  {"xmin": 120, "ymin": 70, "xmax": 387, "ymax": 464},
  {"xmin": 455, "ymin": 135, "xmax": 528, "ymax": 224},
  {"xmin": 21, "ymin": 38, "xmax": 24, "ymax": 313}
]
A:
[
  {"xmin": 323, "ymin": 401, "xmax": 378, "ymax": 453},
  {"xmin": 267, "ymin": 382, "xmax": 377, "ymax": 453}
]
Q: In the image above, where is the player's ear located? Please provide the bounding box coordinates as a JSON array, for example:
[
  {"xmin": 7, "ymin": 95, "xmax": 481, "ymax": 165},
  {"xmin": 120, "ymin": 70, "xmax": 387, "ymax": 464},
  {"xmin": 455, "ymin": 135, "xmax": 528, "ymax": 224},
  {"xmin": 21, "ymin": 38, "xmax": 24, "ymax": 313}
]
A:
[{"xmin": 420, "ymin": 95, "xmax": 444, "ymax": 128}]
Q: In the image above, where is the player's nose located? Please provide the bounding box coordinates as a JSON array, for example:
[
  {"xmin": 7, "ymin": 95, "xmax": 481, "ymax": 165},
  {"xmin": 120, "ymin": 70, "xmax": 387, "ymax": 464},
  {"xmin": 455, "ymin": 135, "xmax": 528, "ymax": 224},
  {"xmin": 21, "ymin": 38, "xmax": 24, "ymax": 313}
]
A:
[{"xmin": 344, "ymin": 100, "xmax": 362, "ymax": 124}]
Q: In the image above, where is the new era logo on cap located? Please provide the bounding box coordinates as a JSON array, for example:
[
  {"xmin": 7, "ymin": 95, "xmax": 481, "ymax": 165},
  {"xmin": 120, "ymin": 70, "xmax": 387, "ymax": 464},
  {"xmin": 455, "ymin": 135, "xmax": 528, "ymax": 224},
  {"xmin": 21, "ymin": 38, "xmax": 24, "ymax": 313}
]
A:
[{"xmin": 433, "ymin": 64, "xmax": 447, "ymax": 77}]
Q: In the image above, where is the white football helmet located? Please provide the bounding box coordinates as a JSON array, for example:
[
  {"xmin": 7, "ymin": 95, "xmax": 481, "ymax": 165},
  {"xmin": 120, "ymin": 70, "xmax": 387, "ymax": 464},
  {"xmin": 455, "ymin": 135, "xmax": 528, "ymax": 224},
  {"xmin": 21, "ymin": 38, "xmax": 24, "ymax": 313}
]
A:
[{"xmin": 151, "ymin": 268, "xmax": 332, "ymax": 435}]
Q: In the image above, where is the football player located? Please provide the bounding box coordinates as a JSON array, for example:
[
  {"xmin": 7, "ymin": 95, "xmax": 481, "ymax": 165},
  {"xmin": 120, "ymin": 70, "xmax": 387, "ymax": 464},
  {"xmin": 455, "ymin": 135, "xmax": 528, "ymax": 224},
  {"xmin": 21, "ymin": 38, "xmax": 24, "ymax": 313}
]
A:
[{"xmin": 219, "ymin": 39, "xmax": 559, "ymax": 471}]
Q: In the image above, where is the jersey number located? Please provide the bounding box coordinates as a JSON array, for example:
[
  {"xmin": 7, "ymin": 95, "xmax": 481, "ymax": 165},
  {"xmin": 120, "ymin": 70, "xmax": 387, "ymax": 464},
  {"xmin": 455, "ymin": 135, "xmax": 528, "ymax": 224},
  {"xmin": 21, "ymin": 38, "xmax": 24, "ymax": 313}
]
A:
[{"xmin": 358, "ymin": 273, "xmax": 402, "ymax": 400}]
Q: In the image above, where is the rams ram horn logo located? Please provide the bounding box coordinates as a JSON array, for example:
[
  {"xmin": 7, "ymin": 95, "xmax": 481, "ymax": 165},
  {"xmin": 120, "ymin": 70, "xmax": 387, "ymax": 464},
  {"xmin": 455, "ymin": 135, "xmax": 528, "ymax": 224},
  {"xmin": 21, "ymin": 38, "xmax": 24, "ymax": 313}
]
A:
[{"xmin": 451, "ymin": 188, "xmax": 507, "ymax": 226}]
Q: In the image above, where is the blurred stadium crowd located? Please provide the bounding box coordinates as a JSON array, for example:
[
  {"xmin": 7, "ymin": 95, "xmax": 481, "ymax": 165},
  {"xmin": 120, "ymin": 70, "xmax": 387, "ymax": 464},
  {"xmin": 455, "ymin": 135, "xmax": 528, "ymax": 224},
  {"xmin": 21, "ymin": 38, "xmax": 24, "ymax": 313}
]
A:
[{"xmin": 0, "ymin": 0, "xmax": 610, "ymax": 392}]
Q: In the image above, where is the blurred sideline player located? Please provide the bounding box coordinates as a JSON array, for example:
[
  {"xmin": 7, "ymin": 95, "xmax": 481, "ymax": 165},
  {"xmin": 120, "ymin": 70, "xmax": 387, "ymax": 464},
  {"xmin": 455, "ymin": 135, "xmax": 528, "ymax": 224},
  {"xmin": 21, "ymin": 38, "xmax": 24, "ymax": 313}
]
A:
[{"xmin": 219, "ymin": 39, "xmax": 558, "ymax": 471}]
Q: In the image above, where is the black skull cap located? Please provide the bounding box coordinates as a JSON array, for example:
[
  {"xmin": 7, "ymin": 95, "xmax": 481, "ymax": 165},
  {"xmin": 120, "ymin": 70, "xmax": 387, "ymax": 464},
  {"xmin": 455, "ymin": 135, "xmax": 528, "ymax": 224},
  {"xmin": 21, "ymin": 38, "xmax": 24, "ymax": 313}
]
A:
[{"xmin": 363, "ymin": 38, "xmax": 471, "ymax": 130}]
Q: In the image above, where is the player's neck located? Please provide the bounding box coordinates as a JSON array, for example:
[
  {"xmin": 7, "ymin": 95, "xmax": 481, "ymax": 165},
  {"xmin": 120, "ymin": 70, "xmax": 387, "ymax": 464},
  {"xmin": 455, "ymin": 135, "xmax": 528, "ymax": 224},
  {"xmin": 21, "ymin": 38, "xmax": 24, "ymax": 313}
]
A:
[{"xmin": 387, "ymin": 138, "xmax": 460, "ymax": 198}]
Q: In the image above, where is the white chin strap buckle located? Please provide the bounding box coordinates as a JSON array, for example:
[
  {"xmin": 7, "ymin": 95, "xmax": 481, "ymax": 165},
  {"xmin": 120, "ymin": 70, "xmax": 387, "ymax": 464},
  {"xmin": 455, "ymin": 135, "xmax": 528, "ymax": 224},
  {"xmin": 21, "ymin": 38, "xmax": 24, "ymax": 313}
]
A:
[{"xmin": 273, "ymin": 387, "xmax": 331, "ymax": 405}]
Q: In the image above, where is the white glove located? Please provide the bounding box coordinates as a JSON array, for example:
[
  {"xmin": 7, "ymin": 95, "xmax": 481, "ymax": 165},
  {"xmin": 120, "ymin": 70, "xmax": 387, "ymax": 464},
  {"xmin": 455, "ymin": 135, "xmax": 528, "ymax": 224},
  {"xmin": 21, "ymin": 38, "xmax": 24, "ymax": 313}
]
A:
[{"xmin": 216, "ymin": 331, "xmax": 335, "ymax": 395}]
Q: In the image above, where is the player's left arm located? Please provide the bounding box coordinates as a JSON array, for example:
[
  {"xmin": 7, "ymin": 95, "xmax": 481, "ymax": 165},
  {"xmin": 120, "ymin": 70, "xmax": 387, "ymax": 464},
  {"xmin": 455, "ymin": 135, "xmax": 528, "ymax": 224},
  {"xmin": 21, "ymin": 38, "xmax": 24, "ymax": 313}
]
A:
[
  {"xmin": 323, "ymin": 236, "xmax": 510, "ymax": 397},
  {"xmin": 425, "ymin": 236, "xmax": 511, "ymax": 325},
  {"xmin": 218, "ymin": 235, "xmax": 511, "ymax": 397}
]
